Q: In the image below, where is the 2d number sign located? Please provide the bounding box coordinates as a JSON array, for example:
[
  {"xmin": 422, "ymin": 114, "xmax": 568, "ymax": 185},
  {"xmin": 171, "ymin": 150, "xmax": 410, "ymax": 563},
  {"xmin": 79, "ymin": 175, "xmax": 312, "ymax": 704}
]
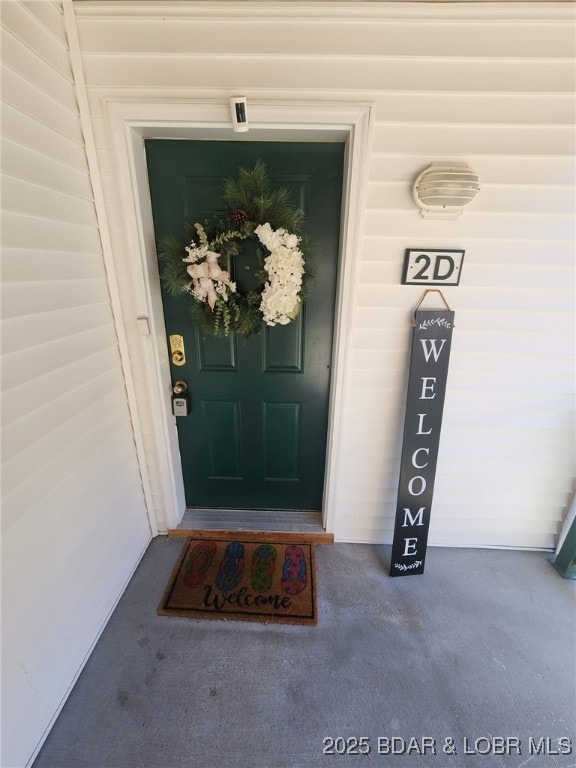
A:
[
  {"xmin": 390, "ymin": 308, "xmax": 454, "ymax": 577},
  {"xmin": 402, "ymin": 249, "xmax": 464, "ymax": 286}
]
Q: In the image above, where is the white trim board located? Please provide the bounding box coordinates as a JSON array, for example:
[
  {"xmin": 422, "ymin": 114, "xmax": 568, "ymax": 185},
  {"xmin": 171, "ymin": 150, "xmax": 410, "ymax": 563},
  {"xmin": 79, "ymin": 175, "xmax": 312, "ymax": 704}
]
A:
[
  {"xmin": 63, "ymin": 0, "xmax": 158, "ymax": 537},
  {"xmin": 106, "ymin": 99, "xmax": 374, "ymax": 532},
  {"xmin": 75, "ymin": 3, "xmax": 576, "ymax": 22}
]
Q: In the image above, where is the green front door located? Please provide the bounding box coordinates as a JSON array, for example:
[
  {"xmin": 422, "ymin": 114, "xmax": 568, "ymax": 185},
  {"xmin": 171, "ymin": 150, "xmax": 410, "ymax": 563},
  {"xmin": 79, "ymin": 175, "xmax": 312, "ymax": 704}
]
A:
[{"xmin": 145, "ymin": 140, "xmax": 344, "ymax": 511}]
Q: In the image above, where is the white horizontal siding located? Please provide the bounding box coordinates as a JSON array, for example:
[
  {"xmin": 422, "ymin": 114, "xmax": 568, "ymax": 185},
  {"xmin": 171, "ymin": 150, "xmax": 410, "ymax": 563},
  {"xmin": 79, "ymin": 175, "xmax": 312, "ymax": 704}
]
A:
[
  {"xmin": 2, "ymin": 27, "xmax": 77, "ymax": 111},
  {"xmin": 368, "ymin": 182, "xmax": 575, "ymax": 214},
  {"xmin": 2, "ymin": 65, "xmax": 84, "ymax": 141},
  {"xmin": 363, "ymin": 239, "xmax": 575, "ymax": 268},
  {"xmin": 1, "ymin": 116, "xmax": 88, "ymax": 181},
  {"xmin": 80, "ymin": 54, "xmax": 574, "ymax": 93},
  {"xmin": 365, "ymin": 210, "xmax": 574, "ymax": 240},
  {"xmin": 1, "ymin": 3, "xmax": 151, "ymax": 767},
  {"xmin": 2, "ymin": 136, "xmax": 94, "ymax": 198},
  {"xmin": 2, "ymin": 0, "xmax": 74, "ymax": 76},
  {"xmin": 3, "ymin": 388, "xmax": 132, "ymax": 523},
  {"xmin": 76, "ymin": 17, "xmax": 576, "ymax": 58},
  {"xmin": 371, "ymin": 153, "xmax": 576, "ymax": 186},
  {"xmin": 3, "ymin": 174, "xmax": 100, "ymax": 226},
  {"xmin": 73, "ymin": 1, "xmax": 575, "ymax": 554},
  {"xmin": 360, "ymin": 260, "xmax": 575, "ymax": 288},
  {"xmin": 372, "ymin": 123, "xmax": 575, "ymax": 156}
]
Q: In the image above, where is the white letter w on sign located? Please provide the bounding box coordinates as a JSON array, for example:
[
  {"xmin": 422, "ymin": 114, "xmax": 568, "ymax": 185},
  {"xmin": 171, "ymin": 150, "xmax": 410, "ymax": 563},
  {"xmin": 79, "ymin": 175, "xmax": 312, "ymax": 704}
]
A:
[{"xmin": 420, "ymin": 339, "xmax": 447, "ymax": 363}]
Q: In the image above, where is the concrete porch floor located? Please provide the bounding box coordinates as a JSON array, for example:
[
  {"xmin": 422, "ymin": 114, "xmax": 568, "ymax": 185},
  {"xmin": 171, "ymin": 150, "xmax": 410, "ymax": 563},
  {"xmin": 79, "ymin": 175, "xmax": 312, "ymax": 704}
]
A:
[{"xmin": 32, "ymin": 538, "xmax": 575, "ymax": 768}]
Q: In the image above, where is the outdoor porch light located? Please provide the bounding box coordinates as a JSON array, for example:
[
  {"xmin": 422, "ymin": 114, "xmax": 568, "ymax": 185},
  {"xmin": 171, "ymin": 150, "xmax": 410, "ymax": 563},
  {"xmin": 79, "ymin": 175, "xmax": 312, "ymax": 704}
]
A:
[{"xmin": 413, "ymin": 162, "xmax": 480, "ymax": 219}]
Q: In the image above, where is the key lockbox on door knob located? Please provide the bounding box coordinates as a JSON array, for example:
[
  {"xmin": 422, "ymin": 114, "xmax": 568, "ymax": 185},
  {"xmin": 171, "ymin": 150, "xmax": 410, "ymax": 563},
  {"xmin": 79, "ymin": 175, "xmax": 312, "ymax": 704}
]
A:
[{"xmin": 171, "ymin": 380, "xmax": 190, "ymax": 417}]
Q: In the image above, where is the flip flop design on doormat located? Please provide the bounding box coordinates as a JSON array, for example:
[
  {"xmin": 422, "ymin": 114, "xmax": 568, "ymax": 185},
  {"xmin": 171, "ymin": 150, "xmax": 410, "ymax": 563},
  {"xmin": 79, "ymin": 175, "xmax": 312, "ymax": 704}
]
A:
[
  {"xmin": 251, "ymin": 544, "xmax": 277, "ymax": 592},
  {"xmin": 281, "ymin": 545, "xmax": 307, "ymax": 595},
  {"xmin": 183, "ymin": 541, "xmax": 218, "ymax": 587},
  {"xmin": 215, "ymin": 541, "xmax": 245, "ymax": 592},
  {"xmin": 159, "ymin": 537, "xmax": 317, "ymax": 625}
]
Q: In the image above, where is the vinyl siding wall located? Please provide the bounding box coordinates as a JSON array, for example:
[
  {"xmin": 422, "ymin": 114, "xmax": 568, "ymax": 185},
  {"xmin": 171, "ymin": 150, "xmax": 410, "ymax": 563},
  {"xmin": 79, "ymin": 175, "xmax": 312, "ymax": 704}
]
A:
[
  {"xmin": 73, "ymin": 1, "xmax": 575, "ymax": 548},
  {"xmin": 1, "ymin": 2, "xmax": 152, "ymax": 766}
]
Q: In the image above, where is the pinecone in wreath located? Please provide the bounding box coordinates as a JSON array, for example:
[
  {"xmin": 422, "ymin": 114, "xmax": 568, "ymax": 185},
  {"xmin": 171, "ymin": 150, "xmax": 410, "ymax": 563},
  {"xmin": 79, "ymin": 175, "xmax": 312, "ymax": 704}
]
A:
[{"xmin": 231, "ymin": 208, "xmax": 248, "ymax": 226}]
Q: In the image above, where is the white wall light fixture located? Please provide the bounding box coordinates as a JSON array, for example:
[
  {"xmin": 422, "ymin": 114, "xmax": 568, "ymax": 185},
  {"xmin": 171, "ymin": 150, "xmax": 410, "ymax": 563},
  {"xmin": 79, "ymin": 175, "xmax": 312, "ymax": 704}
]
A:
[
  {"xmin": 413, "ymin": 163, "xmax": 480, "ymax": 219},
  {"xmin": 230, "ymin": 96, "xmax": 249, "ymax": 132}
]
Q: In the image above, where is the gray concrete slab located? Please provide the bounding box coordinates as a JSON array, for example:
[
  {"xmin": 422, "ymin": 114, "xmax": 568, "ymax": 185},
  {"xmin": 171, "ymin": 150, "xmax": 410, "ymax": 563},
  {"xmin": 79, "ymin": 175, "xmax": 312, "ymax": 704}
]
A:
[{"xmin": 32, "ymin": 538, "xmax": 575, "ymax": 768}]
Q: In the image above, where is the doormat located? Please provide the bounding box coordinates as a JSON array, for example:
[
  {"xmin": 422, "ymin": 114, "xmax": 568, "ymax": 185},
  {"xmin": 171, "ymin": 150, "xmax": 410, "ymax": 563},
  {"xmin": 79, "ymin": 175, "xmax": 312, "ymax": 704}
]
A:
[{"xmin": 158, "ymin": 537, "xmax": 317, "ymax": 626}]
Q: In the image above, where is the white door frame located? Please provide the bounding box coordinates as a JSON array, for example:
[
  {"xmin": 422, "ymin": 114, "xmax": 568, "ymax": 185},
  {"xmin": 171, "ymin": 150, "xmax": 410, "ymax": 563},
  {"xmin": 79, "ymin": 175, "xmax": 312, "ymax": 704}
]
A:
[{"xmin": 106, "ymin": 99, "xmax": 373, "ymax": 532}]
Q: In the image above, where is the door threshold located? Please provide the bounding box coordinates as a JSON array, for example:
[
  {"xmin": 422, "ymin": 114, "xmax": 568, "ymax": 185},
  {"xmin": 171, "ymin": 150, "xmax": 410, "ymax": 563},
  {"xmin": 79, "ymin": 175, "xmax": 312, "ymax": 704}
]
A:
[{"xmin": 167, "ymin": 508, "xmax": 334, "ymax": 543}]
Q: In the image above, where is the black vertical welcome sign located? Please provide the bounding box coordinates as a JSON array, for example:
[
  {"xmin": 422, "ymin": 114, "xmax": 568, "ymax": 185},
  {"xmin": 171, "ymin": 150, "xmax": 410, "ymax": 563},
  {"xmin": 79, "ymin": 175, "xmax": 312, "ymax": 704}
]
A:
[{"xmin": 390, "ymin": 308, "xmax": 454, "ymax": 576}]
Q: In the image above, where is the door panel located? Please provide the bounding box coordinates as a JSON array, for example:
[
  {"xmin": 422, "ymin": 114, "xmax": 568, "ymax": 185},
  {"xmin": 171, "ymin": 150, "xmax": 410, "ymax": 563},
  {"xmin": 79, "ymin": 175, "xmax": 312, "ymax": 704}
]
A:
[
  {"xmin": 196, "ymin": 331, "xmax": 237, "ymax": 372},
  {"xmin": 263, "ymin": 401, "xmax": 301, "ymax": 481},
  {"xmin": 262, "ymin": 317, "xmax": 304, "ymax": 373},
  {"xmin": 145, "ymin": 140, "xmax": 344, "ymax": 511},
  {"xmin": 202, "ymin": 400, "xmax": 243, "ymax": 479}
]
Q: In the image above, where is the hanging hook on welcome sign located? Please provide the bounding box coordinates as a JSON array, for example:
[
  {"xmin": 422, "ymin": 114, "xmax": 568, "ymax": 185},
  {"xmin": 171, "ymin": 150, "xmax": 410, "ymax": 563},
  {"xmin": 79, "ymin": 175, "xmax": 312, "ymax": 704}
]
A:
[{"xmin": 411, "ymin": 288, "xmax": 453, "ymax": 326}]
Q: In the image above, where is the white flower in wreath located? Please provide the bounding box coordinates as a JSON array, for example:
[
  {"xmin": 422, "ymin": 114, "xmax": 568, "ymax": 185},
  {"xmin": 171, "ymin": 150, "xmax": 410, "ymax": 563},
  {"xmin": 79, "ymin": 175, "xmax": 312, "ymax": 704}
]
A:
[
  {"xmin": 255, "ymin": 223, "xmax": 305, "ymax": 326},
  {"xmin": 184, "ymin": 248, "xmax": 236, "ymax": 310}
]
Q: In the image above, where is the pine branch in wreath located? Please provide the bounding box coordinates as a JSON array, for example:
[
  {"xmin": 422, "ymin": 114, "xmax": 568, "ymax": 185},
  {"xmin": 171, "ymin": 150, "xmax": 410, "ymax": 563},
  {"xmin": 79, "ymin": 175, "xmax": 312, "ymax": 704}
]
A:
[
  {"xmin": 158, "ymin": 235, "xmax": 190, "ymax": 296},
  {"xmin": 187, "ymin": 293, "xmax": 261, "ymax": 338},
  {"xmin": 223, "ymin": 160, "xmax": 305, "ymax": 232},
  {"xmin": 222, "ymin": 160, "xmax": 269, "ymax": 215},
  {"xmin": 185, "ymin": 217, "xmax": 250, "ymax": 258},
  {"xmin": 231, "ymin": 294, "xmax": 262, "ymax": 337}
]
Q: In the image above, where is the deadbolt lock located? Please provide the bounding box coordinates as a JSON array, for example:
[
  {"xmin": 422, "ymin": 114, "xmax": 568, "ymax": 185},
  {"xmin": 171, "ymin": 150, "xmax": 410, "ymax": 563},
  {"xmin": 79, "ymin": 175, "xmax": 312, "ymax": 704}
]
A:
[{"xmin": 169, "ymin": 334, "xmax": 186, "ymax": 366}]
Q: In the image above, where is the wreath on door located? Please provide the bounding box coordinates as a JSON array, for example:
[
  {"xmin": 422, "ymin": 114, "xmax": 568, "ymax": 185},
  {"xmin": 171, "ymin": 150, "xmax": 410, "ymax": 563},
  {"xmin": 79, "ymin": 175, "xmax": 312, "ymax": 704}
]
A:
[{"xmin": 159, "ymin": 161, "xmax": 313, "ymax": 337}]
